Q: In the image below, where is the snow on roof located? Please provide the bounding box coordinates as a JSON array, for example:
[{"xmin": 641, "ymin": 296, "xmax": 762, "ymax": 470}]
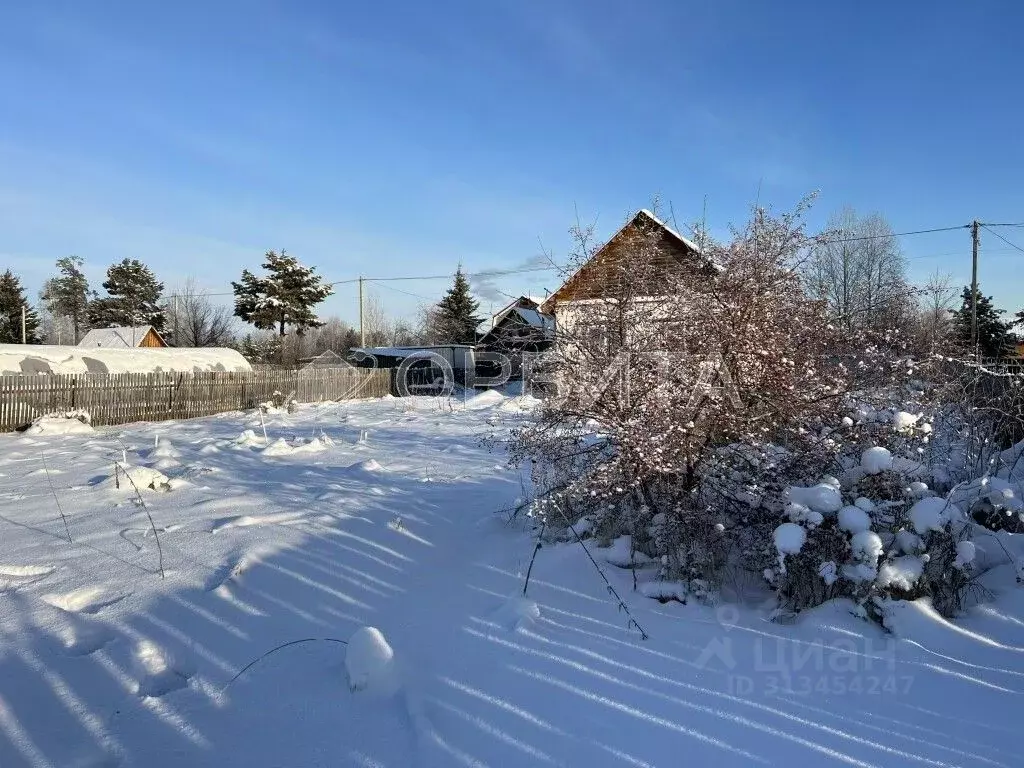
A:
[
  {"xmin": 300, "ymin": 350, "xmax": 355, "ymax": 369},
  {"xmin": 513, "ymin": 307, "xmax": 552, "ymax": 329},
  {"xmin": 78, "ymin": 326, "xmax": 161, "ymax": 348},
  {"xmin": 636, "ymin": 209, "xmax": 703, "ymax": 253},
  {"xmin": 540, "ymin": 209, "xmax": 718, "ymax": 313},
  {"xmin": 0, "ymin": 345, "xmax": 252, "ymax": 375},
  {"xmin": 480, "ymin": 298, "xmax": 554, "ymax": 335},
  {"xmin": 350, "ymin": 345, "xmax": 474, "ymax": 359}
]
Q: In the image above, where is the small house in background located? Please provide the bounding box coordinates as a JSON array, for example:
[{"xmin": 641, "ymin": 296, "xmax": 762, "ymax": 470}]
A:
[
  {"xmin": 298, "ymin": 350, "xmax": 356, "ymax": 375},
  {"xmin": 348, "ymin": 344, "xmax": 476, "ymax": 394},
  {"xmin": 78, "ymin": 325, "xmax": 167, "ymax": 349},
  {"xmin": 476, "ymin": 296, "xmax": 554, "ymax": 380}
]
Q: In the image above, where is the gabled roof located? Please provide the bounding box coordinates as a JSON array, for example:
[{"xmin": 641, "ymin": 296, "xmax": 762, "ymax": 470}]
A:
[
  {"xmin": 299, "ymin": 350, "xmax": 355, "ymax": 369},
  {"xmin": 478, "ymin": 296, "xmax": 554, "ymax": 343},
  {"xmin": 539, "ymin": 209, "xmax": 710, "ymax": 312},
  {"xmin": 480, "ymin": 296, "xmax": 549, "ymax": 330},
  {"xmin": 78, "ymin": 325, "xmax": 163, "ymax": 348}
]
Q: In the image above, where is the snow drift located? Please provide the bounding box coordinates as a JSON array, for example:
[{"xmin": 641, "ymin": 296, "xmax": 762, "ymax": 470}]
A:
[{"xmin": 0, "ymin": 344, "xmax": 252, "ymax": 375}]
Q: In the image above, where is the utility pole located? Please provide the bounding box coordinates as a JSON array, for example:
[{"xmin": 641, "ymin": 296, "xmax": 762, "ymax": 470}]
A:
[
  {"xmin": 173, "ymin": 295, "xmax": 180, "ymax": 347},
  {"xmin": 358, "ymin": 276, "xmax": 365, "ymax": 347},
  {"xmin": 21, "ymin": 306, "xmax": 26, "ymax": 344},
  {"xmin": 971, "ymin": 220, "xmax": 980, "ymax": 356}
]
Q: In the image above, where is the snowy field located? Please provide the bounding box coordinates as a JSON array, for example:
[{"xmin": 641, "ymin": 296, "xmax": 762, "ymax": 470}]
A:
[{"xmin": 0, "ymin": 392, "xmax": 1021, "ymax": 768}]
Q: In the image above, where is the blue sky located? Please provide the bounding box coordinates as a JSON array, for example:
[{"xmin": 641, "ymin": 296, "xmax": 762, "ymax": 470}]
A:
[{"xmin": 3, "ymin": 0, "xmax": 1023, "ymax": 325}]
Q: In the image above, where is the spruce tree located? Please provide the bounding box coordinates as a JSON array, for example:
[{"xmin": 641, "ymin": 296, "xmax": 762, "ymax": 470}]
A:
[
  {"xmin": 41, "ymin": 256, "xmax": 92, "ymax": 343},
  {"xmin": 951, "ymin": 285, "xmax": 1015, "ymax": 358},
  {"xmin": 434, "ymin": 267, "xmax": 482, "ymax": 344},
  {"xmin": 238, "ymin": 333, "xmax": 281, "ymax": 364},
  {"xmin": 232, "ymin": 250, "xmax": 333, "ymax": 343},
  {"xmin": 88, "ymin": 259, "xmax": 166, "ymax": 333},
  {"xmin": 0, "ymin": 270, "xmax": 41, "ymax": 344}
]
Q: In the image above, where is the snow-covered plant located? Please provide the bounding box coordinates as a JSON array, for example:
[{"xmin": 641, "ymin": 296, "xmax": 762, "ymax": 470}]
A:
[
  {"xmin": 511, "ymin": 197, "xmax": 913, "ymax": 599},
  {"xmin": 87, "ymin": 259, "xmax": 166, "ymax": 335},
  {"xmin": 232, "ymin": 250, "xmax": 333, "ymax": 363},
  {"xmin": 765, "ymin": 442, "xmax": 984, "ymax": 625}
]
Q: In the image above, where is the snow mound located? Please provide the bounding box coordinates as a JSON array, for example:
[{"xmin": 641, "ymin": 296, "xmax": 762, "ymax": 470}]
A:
[
  {"xmin": 497, "ymin": 394, "xmax": 543, "ymax": 414},
  {"xmin": 151, "ymin": 440, "xmax": 181, "ymax": 459},
  {"xmin": 24, "ymin": 413, "xmax": 95, "ymax": 435},
  {"xmin": 954, "ymin": 540, "xmax": 976, "ymax": 569},
  {"xmin": 893, "ymin": 411, "xmax": 920, "ymax": 431},
  {"xmin": 492, "ymin": 596, "xmax": 541, "ymax": 631},
  {"xmin": 261, "ymin": 438, "xmax": 295, "ymax": 457},
  {"xmin": 462, "ymin": 390, "xmax": 506, "ymax": 409},
  {"xmin": 109, "ymin": 465, "xmax": 171, "ymax": 492},
  {"xmin": 41, "ymin": 585, "xmax": 125, "ymax": 614},
  {"xmin": 850, "ymin": 531, "xmax": 883, "ymax": 565},
  {"xmin": 895, "ymin": 529, "xmax": 923, "ymax": 554},
  {"xmin": 786, "ymin": 483, "xmax": 842, "ymax": 514},
  {"xmin": 345, "ymin": 459, "xmax": 383, "ymax": 473},
  {"xmin": 878, "ymin": 555, "xmax": 925, "ymax": 590},
  {"xmin": 345, "ymin": 626, "xmax": 399, "ymax": 697},
  {"xmin": 774, "ymin": 523, "xmax": 806, "ymax": 555},
  {"xmin": 909, "ymin": 496, "xmax": 955, "ymax": 535},
  {"xmin": 134, "ymin": 640, "xmax": 194, "ymax": 698},
  {"xmin": 0, "ymin": 564, "xmax": 55, "ymax": 578},
  {"xmin": 908, "ymin": 481, "xmax": 930, "ymax": 498},
  {"xmin": 786, "ymin": 502, "xmax": 824, "ymax": 527},
  {"xmin": 234, "ymin": 429, "xmax": 265, "ymax": 447},
  {"xmin": 212, "ymin": 512, "xmax": 305, "ymax": 533},
  {"xmin": 861, "ymin": 446, "xmax": 893, "ymax": 475},
  {"xmin": 260, "ymin": 436, "xmax": 332, "ymax": 457},
  {"xmin": 598, "ymin": 536, "xmax": 654, "ymax": 567},
  {"xmin": 838, "ymin": 505, "xmax": 871, "ymax": 534}
]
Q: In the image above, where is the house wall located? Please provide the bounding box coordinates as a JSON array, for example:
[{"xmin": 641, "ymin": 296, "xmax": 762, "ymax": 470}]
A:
[{"xmin": 140, "ymin": 329, "xmax": 166, "ymax": 348}]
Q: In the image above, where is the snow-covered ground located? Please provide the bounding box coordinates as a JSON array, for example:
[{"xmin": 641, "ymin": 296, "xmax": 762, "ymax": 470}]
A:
[{"xmin": 0, "ymin": 392, "xmax": 1021, "ymax": 767}]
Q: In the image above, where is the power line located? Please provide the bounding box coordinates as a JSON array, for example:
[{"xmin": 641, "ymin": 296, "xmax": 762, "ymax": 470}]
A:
[
  {"xmin": 819, "ymin": 224, "xmax": 970, "ymax": 245},
  {"xmin": 367, "ymin": 280, "xmax": 432, "ymax": 301},
  {"xmin": 981, "ymin": 221, "xmax": 1024, "ymax": 228},
  {"xmin": 981, "ymin": 224, "xmax": 1024, "ymax": 255},
  {"xmin": 370, "ymin": 265, "xmax": 558, "ymax": 282}
]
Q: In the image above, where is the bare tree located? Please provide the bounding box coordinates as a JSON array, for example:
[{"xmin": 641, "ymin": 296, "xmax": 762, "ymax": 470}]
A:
[
  {"xmin": 804, "ymin": 208, "xmax": 909, "ymax": 332},
  {"xmin": 36, "ymin": 298, "xmax": 73, "ymax": 345},
  {"xmin": 360, "ymin": 292, "xmax": 393, "ymax": 347},
  {"xmin": 306, "ymin": 317, "xmax": 353, "ymax": 355},
  {"xmin": 915, "ymin": 270, "xmax": 957, "ymax": 353},
  {"xmin": 165, "ymin": 278, "xmax": 236, "ymax": 347},
  {"xmin": 513, "ymin": 197, "xmax": 910, "ymax": 599}
]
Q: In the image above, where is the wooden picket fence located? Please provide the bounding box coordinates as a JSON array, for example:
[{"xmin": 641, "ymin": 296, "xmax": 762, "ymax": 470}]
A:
[{"xmin": 0, "ymin": 368, "xmax": 391, "ymax": 432}]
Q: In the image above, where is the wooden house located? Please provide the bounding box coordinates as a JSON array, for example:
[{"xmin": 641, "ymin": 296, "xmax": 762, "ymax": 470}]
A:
[
  {"xmin": 78, "ymin": 325, "xmax": 167, "ymax": 349},
  {"xmin": 476, "ymin": 296, "xmax": 554, "ymax": 379},
  {"xmin": 539, "ymin": 209, "xmax": 713, "ymax": 342}
]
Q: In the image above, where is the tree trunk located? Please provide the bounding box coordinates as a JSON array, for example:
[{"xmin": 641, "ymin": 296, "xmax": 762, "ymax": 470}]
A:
[{"xmin": 279, "ymin": 314, "xmax": 286, "ymax": 365}]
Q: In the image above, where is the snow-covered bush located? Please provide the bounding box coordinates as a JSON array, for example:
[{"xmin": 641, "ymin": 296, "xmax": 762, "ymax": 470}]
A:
[
  {"xmin": 23, "ymin": 409, "xmax": 93, "ymax": 435},
  {"xmin": 511, "ymin": 200, "xmax": 1018, "ymax": 624},
  {"xmin": 260, "ymin": 390, "xmax": 297, "ymax": 413},
  {"xmin": 511, "ymin": 199, "xmax": 914, "ymax": 600},
  {"xmin": 762, "ymin": 446, "xmax": 985, "ymax": 624}
]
